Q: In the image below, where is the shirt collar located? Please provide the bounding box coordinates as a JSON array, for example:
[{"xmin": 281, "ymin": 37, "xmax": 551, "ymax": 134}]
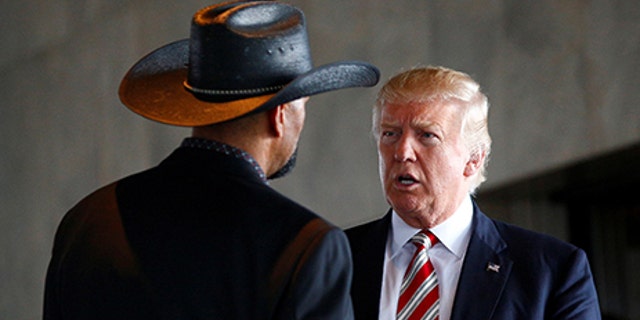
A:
[
  {"xmin": 389, "ymin": 196, "xmax": 474, "ymax": 259},
  {"xmin": 180, "ymin": 137, "xmax": 267, "ymax": 182}
]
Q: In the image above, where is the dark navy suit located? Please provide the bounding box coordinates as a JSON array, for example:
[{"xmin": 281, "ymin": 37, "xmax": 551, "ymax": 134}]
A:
[
  {"xmin": 45, "ymin": 145, "xmax": 354, "ymax": 319},
  {"xmin": 346, "ymin": 201, "xmax": 601, "ymax": 320}
]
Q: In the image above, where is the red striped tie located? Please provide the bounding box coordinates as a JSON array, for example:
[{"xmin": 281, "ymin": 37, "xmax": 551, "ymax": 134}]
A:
[{"xmin": 397, "ymin": 231, "xmax": 439, "ymax": 320}]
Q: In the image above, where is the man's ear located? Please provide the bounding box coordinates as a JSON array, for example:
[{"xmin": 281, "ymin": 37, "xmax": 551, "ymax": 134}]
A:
[
  {"xmin": 464, "ymin": 150, "xmax": 485, "ymax": 177},
  {"xmin": 268, "ymin": 104, "xmax": 286, "ymax": 138}
]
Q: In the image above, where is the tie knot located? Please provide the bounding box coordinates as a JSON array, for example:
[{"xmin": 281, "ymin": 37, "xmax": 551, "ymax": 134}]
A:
[{"xmin": 410, "ymin": 231, "xmax": 438, "ymax": 249}]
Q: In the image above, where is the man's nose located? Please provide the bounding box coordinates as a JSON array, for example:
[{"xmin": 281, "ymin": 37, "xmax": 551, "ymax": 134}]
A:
[{"xmin": 393, "ymin": 135, "xmax": 417, "ymax": 162}]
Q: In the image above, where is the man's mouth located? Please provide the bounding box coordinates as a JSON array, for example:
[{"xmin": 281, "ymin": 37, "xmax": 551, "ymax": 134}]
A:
[{"xmin": 397, "ymin": 174, "xmax": 418, "ymax": 185}]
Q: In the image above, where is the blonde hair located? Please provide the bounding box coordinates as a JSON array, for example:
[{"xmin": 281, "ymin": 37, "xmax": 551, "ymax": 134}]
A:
[{"xmin": 373, "ymin": 66, "xmax": 492, "ymax": 193}]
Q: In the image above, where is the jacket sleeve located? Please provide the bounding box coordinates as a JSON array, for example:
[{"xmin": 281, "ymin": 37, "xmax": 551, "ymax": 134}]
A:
[
  {"xmin": 548, "ymin": 248, "xmax": 601, "ymax": 320},
  {"xmin": 286, "ymin": 227, "xmax": 355, "ymax": 320}
]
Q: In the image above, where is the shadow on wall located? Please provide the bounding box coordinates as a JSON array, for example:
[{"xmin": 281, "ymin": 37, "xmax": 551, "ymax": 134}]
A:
[{"xmin": 478, "ymin": 143, "xmax": 640, "ymax": 320}]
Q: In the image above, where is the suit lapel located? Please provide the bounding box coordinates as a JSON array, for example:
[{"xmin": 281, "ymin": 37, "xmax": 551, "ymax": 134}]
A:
[
  {"xmin": 346, "ymin": 211, "xmax": 391, "ymax": 320},
  {"xmin": 450, "ymin": 203, "xmax": 513, "ymax": 320}
]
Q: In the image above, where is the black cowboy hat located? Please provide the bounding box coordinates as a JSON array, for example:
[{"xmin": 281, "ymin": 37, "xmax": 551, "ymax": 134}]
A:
[{"xmin": 119, "ymin": 0, "xmax": 380, "ymax": 126}]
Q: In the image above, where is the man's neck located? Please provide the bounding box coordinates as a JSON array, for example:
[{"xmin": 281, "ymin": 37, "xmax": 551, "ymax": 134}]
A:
[{"xmin": 191, "ymin": 119, "xmax": 275, "ymax": 178}]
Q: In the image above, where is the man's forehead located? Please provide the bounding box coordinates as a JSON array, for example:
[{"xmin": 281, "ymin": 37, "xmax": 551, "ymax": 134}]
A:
[{"xmin": 379, "ymin": 100, "xmax": 462, "ymax": 128}]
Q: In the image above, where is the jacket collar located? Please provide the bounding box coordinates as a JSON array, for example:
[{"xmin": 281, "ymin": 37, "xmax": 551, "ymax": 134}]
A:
[{"xmin": 160, "ymin": 143, "xmax": 268, "ymax": 186}]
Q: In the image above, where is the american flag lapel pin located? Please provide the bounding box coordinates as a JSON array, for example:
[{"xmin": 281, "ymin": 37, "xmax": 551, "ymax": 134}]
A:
[{"xmin": 486, "ymin": 262, "xmax": 500, "ymax": 273}]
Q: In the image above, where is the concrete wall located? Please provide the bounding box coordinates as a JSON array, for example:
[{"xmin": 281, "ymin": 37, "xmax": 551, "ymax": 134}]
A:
[{"xmin": 1, "ymin": 1, "xmax": 639, "ymax": 318}]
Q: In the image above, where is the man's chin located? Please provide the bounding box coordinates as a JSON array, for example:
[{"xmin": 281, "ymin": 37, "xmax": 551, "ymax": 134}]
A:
[{"xmin": 268, "ymin": 149, "xmax": 298, "ymax": 180}]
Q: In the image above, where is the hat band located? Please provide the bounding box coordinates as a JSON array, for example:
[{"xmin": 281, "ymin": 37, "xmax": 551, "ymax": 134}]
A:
[{"xmin": 183, "ymin": 81, "xmax": 285, "ymax": 96}]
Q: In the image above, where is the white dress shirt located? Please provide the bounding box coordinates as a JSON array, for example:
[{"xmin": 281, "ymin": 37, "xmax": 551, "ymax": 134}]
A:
[{"xmin": 378, "ymin": 197, "xmax": 474, "ymax": 320}]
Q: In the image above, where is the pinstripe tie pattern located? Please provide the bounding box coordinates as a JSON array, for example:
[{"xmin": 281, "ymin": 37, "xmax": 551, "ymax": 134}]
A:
[{"xmin": 397, "ymin": 231, "xmax": 439, "ymax": 320}]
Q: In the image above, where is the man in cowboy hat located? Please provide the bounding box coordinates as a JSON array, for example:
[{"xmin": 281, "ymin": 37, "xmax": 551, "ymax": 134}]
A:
[{"xmin": 44, "ymin": 1, "xmax": 379, "ymax": 319}]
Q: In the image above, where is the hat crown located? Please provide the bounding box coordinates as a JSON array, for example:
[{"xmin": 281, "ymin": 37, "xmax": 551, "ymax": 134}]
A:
[
  {"xmin": 118, "ymin": 1, "xmax": 379, "ymax": 127},
  {"xmin": 186, "ymin": 1, "xmax": 313, "ymax": 101}
]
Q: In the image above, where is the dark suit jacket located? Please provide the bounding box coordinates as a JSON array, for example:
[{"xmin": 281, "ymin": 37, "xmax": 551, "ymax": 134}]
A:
[
  {"xmin": 45, "ymin": 146, "xmax": 354, "ymax": 319},
  {"xmin": 346, "ymin": 201, "xmax": 601, "ymax": 320}
]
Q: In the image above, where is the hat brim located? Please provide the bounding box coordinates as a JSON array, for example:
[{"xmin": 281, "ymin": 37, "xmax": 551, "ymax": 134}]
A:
[{"xmin": 119, "ymin": 40, "xmax": 380, "ymax": 126}]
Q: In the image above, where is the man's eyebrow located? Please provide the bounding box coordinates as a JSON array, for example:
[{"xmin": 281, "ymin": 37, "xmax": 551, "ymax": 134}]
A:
[
  {"xmin": 410, "ymin": 117, "xmax": 436, "ymax": 128},
  {"xmin": 379, "ymin": 118, "xmax": 401, "ymax": 127}
]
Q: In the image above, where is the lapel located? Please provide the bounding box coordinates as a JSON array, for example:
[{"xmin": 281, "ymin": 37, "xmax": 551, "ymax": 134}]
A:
[
  {"xmin": 450, "ymin": 202, "xmax": 513, "ymax": 320},
  {"xmin": 347, "ymin": 211, "xmax": 391, "ymax": 320}
]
